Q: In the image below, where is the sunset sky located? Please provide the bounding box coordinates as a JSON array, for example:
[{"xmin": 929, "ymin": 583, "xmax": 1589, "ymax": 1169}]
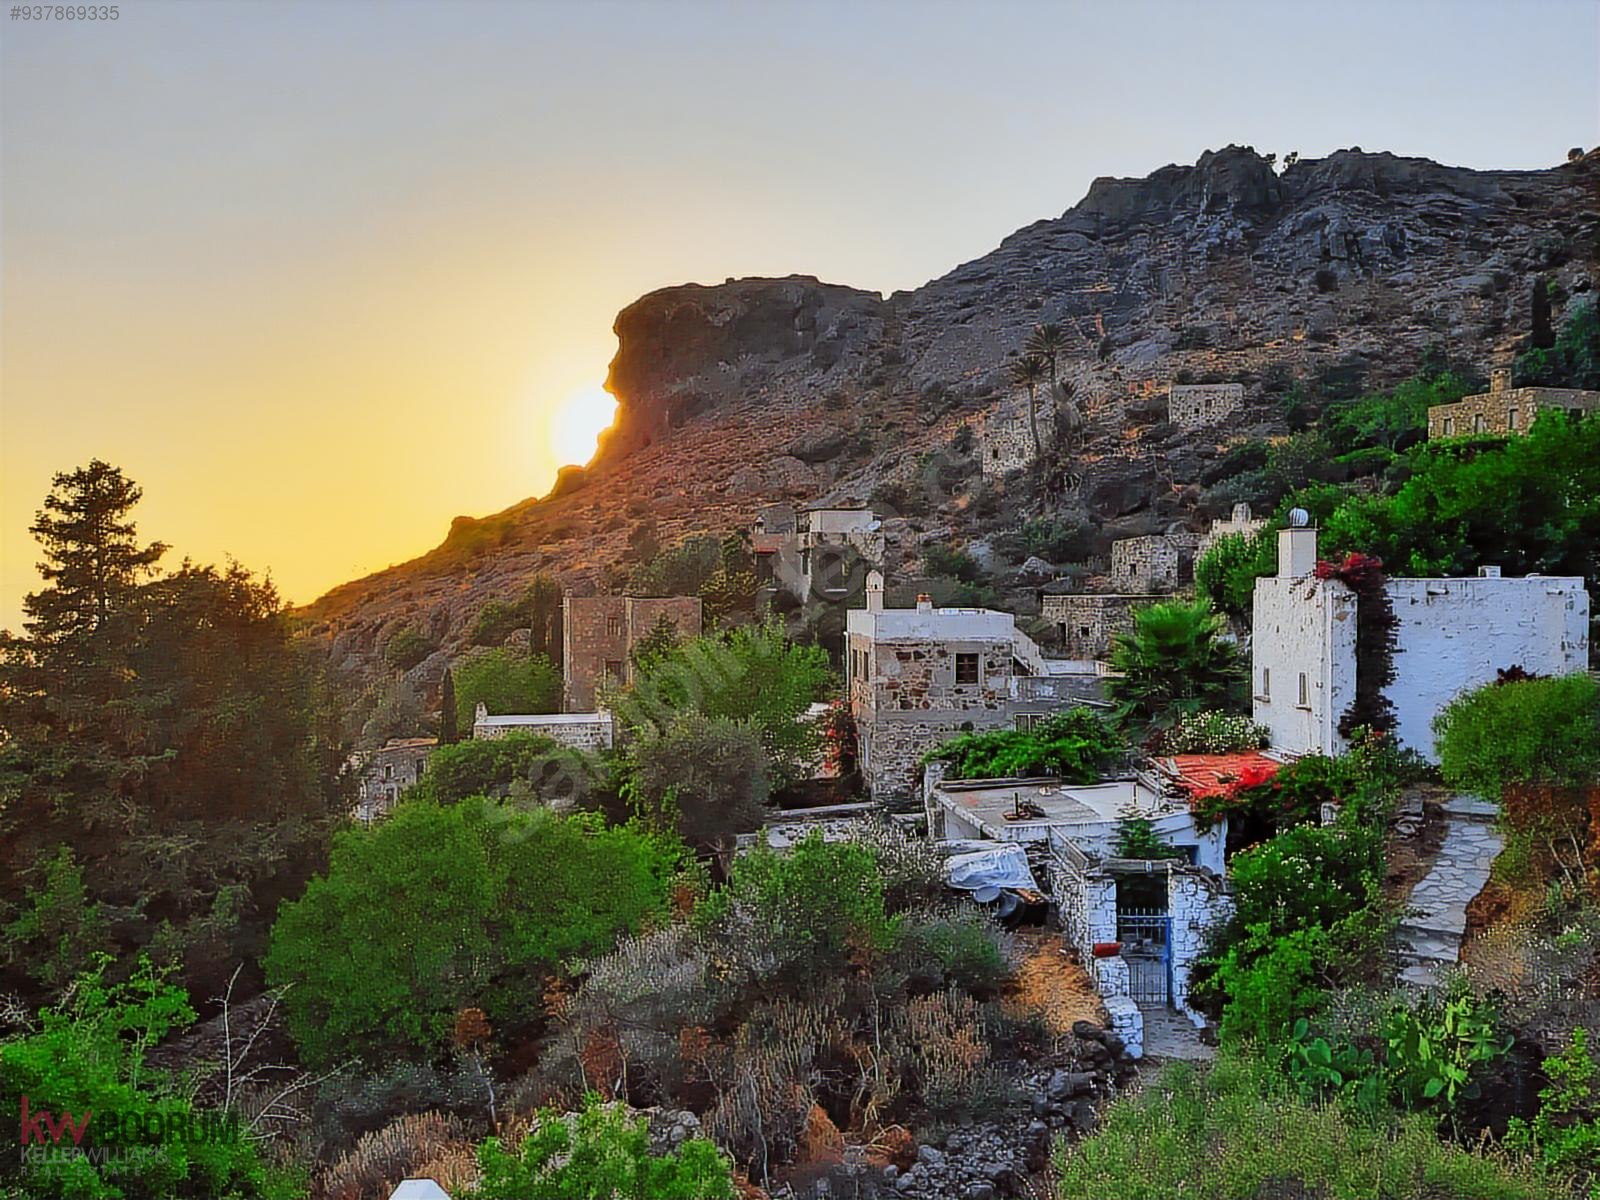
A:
[{"xmin": 3, "ymin": 0, "xmax": 1597, "ymax": 629}]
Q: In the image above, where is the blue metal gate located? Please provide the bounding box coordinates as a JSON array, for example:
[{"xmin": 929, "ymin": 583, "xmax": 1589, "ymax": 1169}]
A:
[{"xmin": 1118, "ymin": 908, "xmax": 1172, "ymax": 1006}]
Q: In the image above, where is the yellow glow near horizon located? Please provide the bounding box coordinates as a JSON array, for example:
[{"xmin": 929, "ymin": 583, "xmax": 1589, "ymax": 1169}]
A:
[{"xmin": 549, "ymin": 386, "xmax": 619, "ymax": 470}]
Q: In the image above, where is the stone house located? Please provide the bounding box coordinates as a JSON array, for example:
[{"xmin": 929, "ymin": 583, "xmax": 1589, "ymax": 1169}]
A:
[
  {"xmin": 979, "ymin": 394, "xmax": 1055, "ymax": 478},
  {"xmin": 1198, "ymin": 502, "xmax": 1267, "ymax": 555},
  {"xmin": 472, "ymin": 704, "xmax": 615, "ymax": 751},
  {"xmin": 561, "ymin": 594, "xmax": 703, "ymax": 711},
  {"xmin": 353, "ymin": 737, "xmax": 437, "ymax": 822},
  {"xmin": 754, "ymin": 504, "xmax": 884, "ymax": 604},
  {"xmin": 846, "ymin": 573, "xmax": 1108, "ymax": 803},
  {"xmin": 1168, "ymin": 383, "xmax": 1244, "ymax": 429},
  {"xmin": 1041, "ymin": 593, "xmax": 1160, "ymax": 660},
  {"xmin": 1109, "ymin": 531, "xmax": 1201, "ymax": 592},
  {"xmin": 1426, "ymin": 368, "xmax": 1599, "ymax": 438},
  {"xmin": 1252, "ymin": 525, "xmax": 1589, "ymax": 760}
]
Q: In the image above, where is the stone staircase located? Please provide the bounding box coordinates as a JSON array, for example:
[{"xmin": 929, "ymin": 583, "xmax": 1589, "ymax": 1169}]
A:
[{"xmin": 1395, "ymin": 795, "xmax": 1502, "ymax": 989}]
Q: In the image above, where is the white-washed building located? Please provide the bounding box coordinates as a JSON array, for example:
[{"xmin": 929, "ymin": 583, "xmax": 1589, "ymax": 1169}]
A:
[{"xmin": 1252, "ymin": 526, "xmax": 1590, "ymax": 760}]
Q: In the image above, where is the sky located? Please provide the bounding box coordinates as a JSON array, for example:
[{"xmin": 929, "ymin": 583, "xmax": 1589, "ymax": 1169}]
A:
[{"xmin": 3, "ymin": 0, "xmax": 1597, "ymax": 630}]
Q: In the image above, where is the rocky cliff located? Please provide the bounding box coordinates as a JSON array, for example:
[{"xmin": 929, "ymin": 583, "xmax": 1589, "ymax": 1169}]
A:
[{"xmin": 301, "ymin": 145, "xmax": 1598, "ymax": 679}]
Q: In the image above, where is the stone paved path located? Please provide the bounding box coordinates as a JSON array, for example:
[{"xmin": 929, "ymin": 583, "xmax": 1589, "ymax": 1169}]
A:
[
  {"xmin": 1138, "ymin": 1005, "xmax": 1215, "ymax": 1061},
  {"xmin": 1395, "ymin": 795, "xmax": 1502, "ymax": 989}
]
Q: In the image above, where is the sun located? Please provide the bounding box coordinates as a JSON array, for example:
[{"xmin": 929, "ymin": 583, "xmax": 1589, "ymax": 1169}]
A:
[{"xmin": 548, "ymin": 385, "xmax": 618, "ymax": 468}]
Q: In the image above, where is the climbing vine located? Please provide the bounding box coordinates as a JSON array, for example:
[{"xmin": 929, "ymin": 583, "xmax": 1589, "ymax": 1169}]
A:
[{"xmin": 1314, "ymin": 552, "xmax": 1398, "ymax": 739}]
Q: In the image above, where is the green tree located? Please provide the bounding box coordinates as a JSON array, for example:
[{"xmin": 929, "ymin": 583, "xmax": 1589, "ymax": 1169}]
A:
[
  {"xmin": 454, "ymin": 648, "xmax": 562, "ymax": 727},
  {"xmin": 1514, "ymin": 299, "xmax": 1600, "ymax": 389},
  {"xmin": 0, "ymin": 958, "xmax": 295, "ymax": 1200},
  {"xmin": 414, "ymin": 732, "xmax": 602, "ymax": 809},
  {"xmin": 265, "ymin": 800, "xmax": 678, "ymax": 1066},
  {"xmin": 1, "ymin": 848, "xmax": 111, "ymax": 997},
  {"xmin": 468, "ymin": 574, "xmax": 564, "ymax": 663},
  {"xmin": 630, "ymin": 614, "xmax": 682, "ymax": 672},
  {"xmin": 383, "ymin": 626, "xmax": 434, "ymax": 671},
  {"xmin": 1, "ymin": 473, "xmax": 347, "ymax": 1006},
  {"xmin": 22, "ymin": 459, "xmax": 166, "ymax": 642},
  {"xmin": 438, "ymin": 667, "xmax": 459, "ymax": 744},
  {"xmin": 1025, "ymin": 322, "xmax": 1070, "ymax": 386},
  {"xmin": 1106, "ymin": 599, "xmax": 1245, "ymax": 726},
  {"xmin": 1194, "ymin": 528, "xmax": 1276, "ymax": 623},
  {"xmin": 464, "ymin": 1094, "xmax": 735, "ymax": 1200},
  {"xmin": 1435, "ymin": 673, "xmax": 1600, "ymax": 797},
  {"xmin": 923, "ymin": 708, "xmax": 1122, "ymax": 781},
  {"xmin": 615, "ymin": 620, "xmax": 833, "ymax": 790},
  {"xmin": 624, "ymin": 714, "xmax": 771, "ymax": 863}
]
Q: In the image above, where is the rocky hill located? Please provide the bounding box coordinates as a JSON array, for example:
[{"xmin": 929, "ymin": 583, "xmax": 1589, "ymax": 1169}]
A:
[{"xmin": 301, "ymin": 145, "xmax": 1598, "ymax": 680}]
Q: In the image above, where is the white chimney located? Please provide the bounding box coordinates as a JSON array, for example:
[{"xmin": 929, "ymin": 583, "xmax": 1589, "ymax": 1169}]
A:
[
  {"xmin": 1478, "ymin": 565, "xmax": 1502, "ymax": 578},
  {"xmin": 1278, "ymin": 526, "xmax": 1318, "ymax": 579},
  {"xmin": 866, "ymin": 569, "xmax": 885, "ymax": 612},
  {"xmin": 916, "ymin": 593, "xmax": 934, "ymax": 614}
]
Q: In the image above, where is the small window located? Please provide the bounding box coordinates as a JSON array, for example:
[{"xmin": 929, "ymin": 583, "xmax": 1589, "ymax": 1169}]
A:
[
  {"xmin": 1473, "ymin": 414, "xmax": 1486, "ymax": 433},
  {"xmin": 415, "ymin": 759, "xmax": 425, "ymax": 777},
  {"xmin": 954, "ymin": 653, "xmax": 980, "ymax": 684},
  {"xmin": 606, "ymin": 615, "xmax": 623, "ymax": 638},
  {"xmin": 1015, "ymin": 713, "xmax": 1041, "ymax": 732},
  {"xmin": 1261, "ymin": 667, "xmax": 1271, "ymax": 700},
  {"xmin": 384, "ymin": 763, "xmax": 393, "ymax": 780},
  {"xmin": 1079, "ymin": 625, "xmax": 1091, "ymax": 639},
  {"xmin": 1442, "ymin": 417, "xmax": 1455, "ymax": 435},
  {"xmin": 1297, "ymin": 672, "xmax": 1310, "ymax": 707},
  {"xmin": 605, "ymin": 659, "xmax": 624, "ymax": 683},
  {"xmin": 1506, "ymin": 408, "xmax": 1518, "ymax": 430}
]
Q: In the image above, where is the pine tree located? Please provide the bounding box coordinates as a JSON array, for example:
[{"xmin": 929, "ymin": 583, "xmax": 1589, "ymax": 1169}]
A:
[
  {"xmin": 24, "ymin": 460, "xmax": 166, "ymax": 643},
  {"xmin": 439, "ymin": 667, "xmax": 459, "ymax": 744}
]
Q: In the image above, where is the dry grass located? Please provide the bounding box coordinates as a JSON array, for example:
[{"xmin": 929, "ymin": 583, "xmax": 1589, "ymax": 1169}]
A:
[{"xmin": 1002, "ymin": 929, "xmax": 1108, "ymax": 1034}]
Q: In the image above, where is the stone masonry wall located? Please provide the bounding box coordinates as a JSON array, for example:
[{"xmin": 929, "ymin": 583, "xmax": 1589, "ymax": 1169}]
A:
[
  {"xmin": 1109, "ymin": 533, "xmax": 1200, "ymax": 592},
  {"xmin": 474, "ymin": 716, "xmax": 614, "ymax": 751},
  {"xmin": 1169, "ymin": 383, "xmax": 1244, "ymax": 429},
  {"xmin": 563, "ymin": 594, "xmax": 702, "ymax": 710},
  {"xmin": 1426, "ymin": 386, "xmax": 1599, "ymax": 439},
  {"xmin": 980, "ymin": 397, "xmax": 1054, "ymax": 478},
  {"xmin": 1169, "ymin": 872, "xmax": 1233, "ymax": 1023},
  {"xmin": 1042, "ymin": 593, "xmax": 1156, "ymax": 659}
]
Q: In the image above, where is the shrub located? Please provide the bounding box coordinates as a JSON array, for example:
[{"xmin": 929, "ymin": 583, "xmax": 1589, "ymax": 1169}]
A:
[
  {"xmin": 453, "ymin": 648, "xmax": 562, "ymax": 726},
  {"xmin": 1055, "ymin": 1050, "xmax": 1557, "ymax": 1199},
  {"xmin": 898, "ymin": 906, "xmax": 1015, "ymax": 995},
  {"xmin": 1435, "ymin": 673, "xmax": 1600, "ymax": 797},
  {"xmin": 1106, "ymin": 599, "xmax": 1246, "ymax": 726},
  {"xmin": 266, "ymin": 802, "xmax": 678, "ymax": 1066},
  {"xmin": 1159, "ymin": 710, "xmax": 1269, "ymax": 754},
  {"xmin": 623, "ymin": 714, "xmax": 771, "ymax": 859},
  {"xmin": 384, "ymin": 626, "xmax": 434, "ymax": 671},
  {"xmin": 1193, "ymin": 529, "xmax": 1275, "ymax": 623},
  {"xmin": 414, "ymin": 732, "xmax": 600, "ymax": 806},
  {"xmin": 922, "ymin": 707, "xmax": 1122, "ymax": 781},
  {"xmin": 1382, "ymin": 986, "xmax": 1510, "ymax": 1112},
  {"xmin": 463, "ymin": 1094, "xmax": 736, "ymax": 1199},
  {"xmin": 923, "ymin": 544, "xmax": 984, "ymax": 583},
  {"xmin": 1506, "ymin": 1027, "xmax": 1600, "ymax": 1186},
  {"xmin": 1227, "ymin": 822, "xmax": 1382, "ymax": 938}
]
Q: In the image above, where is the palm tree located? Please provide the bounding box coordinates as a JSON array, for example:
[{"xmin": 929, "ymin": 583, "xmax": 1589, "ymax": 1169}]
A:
[
  {"xmin": 1008, "ymin": 353, "xmax": 1048, "ymax": 458},
  {"xmin": 1105, "ymin": 599, "xmax": 1245, "ymax": 728},
  {"xmin": 1026, "ymin": 323, "xmax": 1070, "ymax": 386}
]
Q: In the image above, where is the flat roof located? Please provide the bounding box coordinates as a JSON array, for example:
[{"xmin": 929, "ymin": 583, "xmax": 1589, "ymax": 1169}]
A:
[
  {"xmin": 935, "ymin": 777, "xmax": 1168, "ymax": 832},
  {"xmin": 847, "ymin": 606, "xmax": 1017, "ymax": 641}
]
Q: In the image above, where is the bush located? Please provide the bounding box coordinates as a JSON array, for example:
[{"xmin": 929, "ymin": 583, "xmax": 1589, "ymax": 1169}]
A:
[
  {"xmin": 1055, "ymin": 1050, "xmax": 1557, "ymax": 1199},
  {"xmin": 454, "ymin": 649, "xmax": 562, "ymax": 726},
  {"xmin": 464, "ymin": 1094, "xmax": 735, "ymax": 1199},
  {"xmin": 922, "ymin": 707, "xmax": 1122, "ymax": 781},
  {"xmin": 1159, "ymin": 710, "xmax": 1269, "ymax": 754},
  {"xmin": 923, "ymin": 544, "xmax": 984, "ymax": 583},
  {"xmin": 1106, "ymin": 599, "xmax": 1245, "ymax": 726},
  {"xmin": 1193, "ymin": 529, "xmax": 1275, "ymax": 623},
  {"xmin": 1435, "ymin": 673, "xmax": 1600, "ymax": 797},
  {"xmin": 413, "ymin": 732, "xmax": 603, "ymax": 808},
  {"xmin": 266, "ymin": 801, "xmax": 678, "ymax": 1065},
  {"xmin": 384, "ymin": 626, "xmax": 434, "ymax": 671},
  {"xmin": 1507, "ymin": 1027, "xmax": 1600, "ymax": 1186}
]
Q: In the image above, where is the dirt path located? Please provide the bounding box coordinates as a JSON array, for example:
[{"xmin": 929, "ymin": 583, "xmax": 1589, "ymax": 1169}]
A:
[{"xmin": 1003, "ymin": 929, "xmax": 1108, "ymax": 1034}]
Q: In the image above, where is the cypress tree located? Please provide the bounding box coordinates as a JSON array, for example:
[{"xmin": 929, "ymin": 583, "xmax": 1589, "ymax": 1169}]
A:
[
  {"xmin": 438, "ymin": 667, "xmax": 459, "ymax": 744},
  {"xmin": 1531, "ymin": 277, "xmax": 1555, "ymax": 350}
]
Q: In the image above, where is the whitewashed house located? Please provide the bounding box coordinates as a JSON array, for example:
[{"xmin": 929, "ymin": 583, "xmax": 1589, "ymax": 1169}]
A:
[{"xmin": 1252, "ymin": 525, "xmax": 1589, "ymax": 760}]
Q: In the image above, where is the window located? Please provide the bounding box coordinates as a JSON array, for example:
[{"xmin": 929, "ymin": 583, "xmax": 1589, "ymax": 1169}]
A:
[
  {"xmin": 1473, "ymin": 414, "xmax": 1486, "ymax": 433},
  {"xmin": 606, "ymin": 615, "xmax": 622, "ymax": 638},
  {"xmin": 415, "ymin": 759, "xmax": 425, "ymax": 778},
  {"xmin": 954, "ymin": 653, "xmax": 980, "ymax": 684},
  {"xmin": 1015, "ymin": 713, "xmax": 1042, "ymax": 732},
  {"xmin": 1442, "ymin": 416, "xmax": 1455, "ymax": 435},
  {"xmin": 1506, "ymin": 407, "xmax": 1519, "ymax": 430},
  {"xmin": 384, "ymin": 763, "xmax": 393, "ymax": 780},
  {"xmin": 1297, "ymin": 672, "xmax": 1310, "ymax": 708},
  {"xmin": 604, "ymin": 659, "xmax": 624, "ymax": 683},
  {"xmin": 1260, "ymin": 667, "xmax": 1270, "ymax": 700}
]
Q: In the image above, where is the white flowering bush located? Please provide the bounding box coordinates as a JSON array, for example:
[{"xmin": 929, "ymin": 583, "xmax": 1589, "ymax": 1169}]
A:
[{"xmin": 1162, "ymin": 710, "xmax": 1269, "ymax": 754}]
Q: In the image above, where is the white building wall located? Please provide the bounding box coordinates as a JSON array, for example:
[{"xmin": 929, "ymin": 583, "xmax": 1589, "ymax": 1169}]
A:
[
  {"xmin": 1385, "ymin": 577, "xmax": 1589, "ymax": 759},
  {"xmin": 1252, "ymin": 576, "xmax": 1357, "ymax": 758}
]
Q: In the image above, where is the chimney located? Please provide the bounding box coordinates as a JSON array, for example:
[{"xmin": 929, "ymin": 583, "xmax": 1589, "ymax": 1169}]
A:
[
  {"xmin": 474, "ymin": 702, "xmax": 489, "ymax": 723},
  {"xmin": 1278, "ymin": 526, "xmax": 1318, "ymax": 578},
  {"xmin": 866, "ymin": 569, "xmax": 885, "ymax": 613},
  {"xmin": 1490, "ymin": 367, "xmax": 1511, "ymax": 394},
  {"xmin": 1477, "ymin": 565, "xmax": 1502, "ymax": 578},
  {"xmin": 916, "ymin": 593, "xmax": 934, "ymax": 614}
]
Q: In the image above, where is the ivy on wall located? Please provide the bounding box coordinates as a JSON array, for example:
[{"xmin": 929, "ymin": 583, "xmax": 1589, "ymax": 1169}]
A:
[{"xmin": 1315, "ymin": 552, "xmax": 1399, "ymax": 739}]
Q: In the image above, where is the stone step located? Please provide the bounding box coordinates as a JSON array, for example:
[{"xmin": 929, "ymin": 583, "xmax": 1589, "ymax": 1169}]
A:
[
  {"xmin": 1395, "ymin": 924, "xmax": 1461, "ymax": 964},
  {"xmin": 1440, "ymin": 795, "xmax": 1500, "ymax": 822}
]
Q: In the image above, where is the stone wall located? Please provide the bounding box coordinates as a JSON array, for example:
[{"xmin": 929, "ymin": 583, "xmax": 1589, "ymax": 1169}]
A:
[
  {"xmin": 1426, "ymin": 385, "xmax": 1599, "ymax": 439},
  {"xmin": 1109, "ymin": 533, "xmax": 1199, "ymax": 592},
  {"xmin": 1198, "ymin": 502, "xmax": 1267, "ymax": 555},
  {"xmin": 980, "ymin": 397, "xmax": 1054, "ymax": 478},
  {"xmin": 1169, "ymin": 871, "xmax": 1233, "ymax": 1022},
  {"xmin": 473, "ymin": 714, "xmax": 615, "ymax": 751},
  {"xmin": 1168, "ymin": 383, "xmax": 1244, "ymax": 428},
  {"xmin": 562, "ymin": 594, "xmax": 702, "ymax": 710},
  {"xmin": 1041, "ymin": 593, "xmax": 1157, "ymax": 659},
  {"xmin": 354, "ymin": 739, "xmax": 436, "ymax": 822}
]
